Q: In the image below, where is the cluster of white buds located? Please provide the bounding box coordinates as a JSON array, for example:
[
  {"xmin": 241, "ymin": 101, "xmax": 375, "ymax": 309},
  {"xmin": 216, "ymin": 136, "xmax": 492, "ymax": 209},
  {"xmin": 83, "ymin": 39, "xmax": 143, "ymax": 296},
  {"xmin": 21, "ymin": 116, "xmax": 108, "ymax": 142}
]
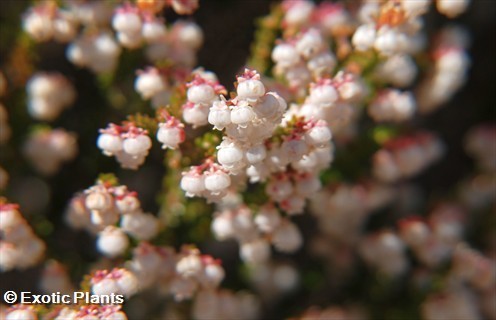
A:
[
  {"xmin": 374, "ymin": 54, "xmax": 418, "ymax": 88},
  {"xmin": 281, "ymin": 0, "xmax": 352, "ymax": 35},
  {"xmin": 464, "ymin": 124, "xmax": 496, "ymax": 173},
  {"xmin": 54, "ymin": 305, "xmax": 127, "ymax": 320},
  {"xmin": 373, "ymin": 132, "xmax": 444, "ymax": 183},
  {"xmin": 26, "ymin": 72, "xmax": 76, "ymax": 121},
  {"xmin": 359, "ymin": 230, "xmax": 408, "ymax": 277},
  {"xmin": 134, "ymin": 67, "xmax": 167, "ymax": 100},
  {"xmin": 295, "ymin": 74, "xmax": 366, "ymax": 135},
  {"xmin": 91, "ymin": 268, "xmax": 139, "ymax": 298},
  {"xmin": 192, "ymin": 289, "xmax": 260, "ymax": 320},
  {"xmin": 126, "ymin": 242, "xmax": 176, "ymax": 290},
  {"xmin": 40, "ymin": 260, "xmax": 75, "ymax": 295},
  {"xmin": 310, "ymin": 182, "xmax": 395, "ymax": 244},
  {"xmin": 97, "ymin": 122, "xmax": 152, "ymax": 170},
  {"xmin": 272, "ymin": 28, "xmax": 336, "ymax": 94},
  {"xmin": 265, "ymin": 171, "xmax": 321, "ymax": 215},
  {"xmin": 368, "ymin": 89, "xmax": 416, "ymax": 123},
  {"xmin": 23, "ymin": 128, "xmax": 78, "ymax": 175},
  {"xmin": 397, "ymin": 205, "xmax": 465, "ymax": 267},
  {"xmin": 145, "ymin": 20, "xmax": 203, "ymax": 66},
  {"xmin": 211, "ymin": 204, "xmax": 303, "ymax": 264},
  {"xmin": 352, "ymin": 1, "xmax": 429, "ymax": 57},
  {"xmin": 67, "ymin": 31, "xmax": 122, "ymax": 74},
  {"xmin": 0, "ymin": 103, "xmax": 11, "ymax": 144},
  {"xmin": 417, "ymin": 26, "xmax": 470, "ymax": 114},
  {"xmin": 182, "ymin": 73, "xmax": 226, "ymax": 128},
  {"xmin": 156, "ymin": 111, "xmax": 185, "ymax": 150},
  {"xmin": 181, "ymin": 159, "xmax": 232, "ymax": 203},
  {"xmin": 112, "ymin": 1, "xmax": 200, "ymax": 50},
  {"xmin": 66, "ymin": 181, "xmax": 159, "ymax": 257},
  {"xmin": 22, "ymin": 2, "xmax": 78, "ymax": 43},
  {"xmin": 171, "ymin": 246, "xmax": 225, "ymax": 301},
  {"xmin": 0, "ymin": 202, "xmax": 46, "ymax": 272}
]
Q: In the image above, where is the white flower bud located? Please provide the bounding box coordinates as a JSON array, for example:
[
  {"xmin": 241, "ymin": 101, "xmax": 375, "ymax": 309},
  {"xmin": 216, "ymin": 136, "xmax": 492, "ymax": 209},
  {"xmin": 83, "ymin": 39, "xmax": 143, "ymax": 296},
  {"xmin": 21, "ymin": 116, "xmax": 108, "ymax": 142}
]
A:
[
  {"xmin": 353, "ymin": 24, "xmax": 377, "ymax": 51},
  {"xmin": 254, "ymin": 206, "xmax": 281, "ymax": 233},
  {"xmin": 112, "ymin": 11, "xmax": 142, "ymax": 34},
  {"xmin": 272, "ymin": 44, "xmax": 300, "ymax": 68},
  {"xmin": 437, "ymin": 0, "xmax": 469, "ymax": 18},
  {"xmin": 115, "ymin": 269, "xmax": 139, "ymax": 297},
  {"xmin": 240, "ymin": 238, "xmax": 270, "ymax": 264},
  {"xmin": 202, "ymin": 263, "xmax": 225, "ymax": 288},
  {"xmin": 272, "ymin": 220, "xmax": 303, "ymax": 253},
  {"xmin": 177, "ymin": 254, "xmax": 203, "ymax": 278},
  {"xmin": 187, "ymin": 84, "xmax": 216, "ymax": 105},
  {"xmin": 142, "ymin": 19, "xmax": 167, "ymax": 43},
  {"xmin": 208, "ymin": 101, "xmax": 232, "ymax": 130},
  {"xmin": 282, "ymin": 138, "xmax": 309, "ymax": 162},
  {"xmin": 305, "ymin": 125, "xmax": 332, "ymax": 147},
  {"xmin": 212, "ymin": 212, "xmax": 234, "ymax": 240},
  {"xmin": 97, "ymin": 133, "xmax": 123, "ymax": 155},
  {"xmin": 183, "ymin": 104, "xmax": 210, "ymax": 127},
  {"xmin": 204, "ymin": 171, "xmax": 231, "ymax": 193},
  {"xmin": 135, "ymin": 71, "xmax": 165, "ymax": 100},
  {"xmin": 181, "ymin": 173, "xmax": 206, "ymax": 196},
  {"xmin": 295, "ymin": 29, "xmax": 324, "ymax": 59},
  {"xmin": 92, "ymin": 278, "xmax": 120, "ymax": 296},
  {"xmin": 308, "ymin": 84, "xmax": 338, "ymax": 108},
  {"xmin": 117, "ymin": 31, "xmax": 143, "ymax": 49},
  {"xmin": 120, "ymin": 212, "xmax": 159, "ymax": 240},
  {"xmin": 230, "ymin": 103, "xmax": 255, "ymax": 127},
  {"xmin": 245, "ymin": 144, "xmax": 267, "ymax": 164},
  {"xmin": 237, "ymin": 79, "xmax": 265, "ymax": 103},
  {"xmin": 156, "ymin": 125, "xmax": 185, "ymax": 149},
  {"xmin": 122, "ymin": 135, "xmax": 152, "ymax": 156},
  {"xmin": 217, "ymin": 143, "xmax": 244, "ymax": 170},
  {"xmin": 97, "ymin": 226, "xmax": 129, "ymax": 258}
]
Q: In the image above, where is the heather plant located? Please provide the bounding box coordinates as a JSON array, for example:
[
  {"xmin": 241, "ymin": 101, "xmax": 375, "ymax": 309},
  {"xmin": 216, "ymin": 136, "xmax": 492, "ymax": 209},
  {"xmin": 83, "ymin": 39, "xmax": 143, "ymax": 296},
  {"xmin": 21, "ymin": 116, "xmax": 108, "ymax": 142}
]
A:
[{"xmin": 0, "ymin": 0, "xmax": 494, "ymax": 319}]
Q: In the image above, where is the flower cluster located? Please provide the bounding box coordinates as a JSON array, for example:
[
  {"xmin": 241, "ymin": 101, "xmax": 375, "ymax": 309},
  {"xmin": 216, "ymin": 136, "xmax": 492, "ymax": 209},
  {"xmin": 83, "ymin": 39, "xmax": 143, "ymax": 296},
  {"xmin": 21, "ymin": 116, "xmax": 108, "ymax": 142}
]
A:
[
  {"xmin": 292, "ymin": 74, "xmax": 366, "ymax": 135},
  {"xmin": 66, "ymin": 180, "xmax": 159, "ymax": 257},
  {"xmin": 272, "ymin": 28, "xmax": 336, "ymax": 93},
  {"xmin": 112, "ymin": 2, "xmax": 200, "ymax": 51},
  {"xmin": 368, "ymin": 88, "xmax": 416, "ymax": 123},
  {"xmin": 310, "ymin": 182, "xmax": 395, "ymax": 244},
  {"xmin": 156, "ymin": 111, "xmax": 186, "ymax": 149},
  {"xmin": 373, "ymin": 131, "xmax": 444, "ymax": 182},
  {"xmin": 212, "ymin": 203, "xmax": 303, "ymax": 264},
  {"xmin": 26, "ymin": 72, "xmax": 76, "ymax": 121},
  {"xmin": 182, "ymin": 72, "xmax": 226, "ymax": 128},
  {"xmin": 181, "ymin": 159, "xmax": 231, "ymax": 203},
  {"xmin": 97, "ymin": 122, "xmax": 152, "ymax": 170},
  {"xmin": 91, "ymin": 268, "xmax": 139, "ymax": 298},
  {"xmin": 0, "ymin": 202, "xmax": 45, "ymax": 272},
  {"xmin": 5, "ymin": 0, "xmax": 491, "ymax": 319},
  {"xmin": 23, "ymin": 128, "xmax": 78, "ymax": 175}
]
